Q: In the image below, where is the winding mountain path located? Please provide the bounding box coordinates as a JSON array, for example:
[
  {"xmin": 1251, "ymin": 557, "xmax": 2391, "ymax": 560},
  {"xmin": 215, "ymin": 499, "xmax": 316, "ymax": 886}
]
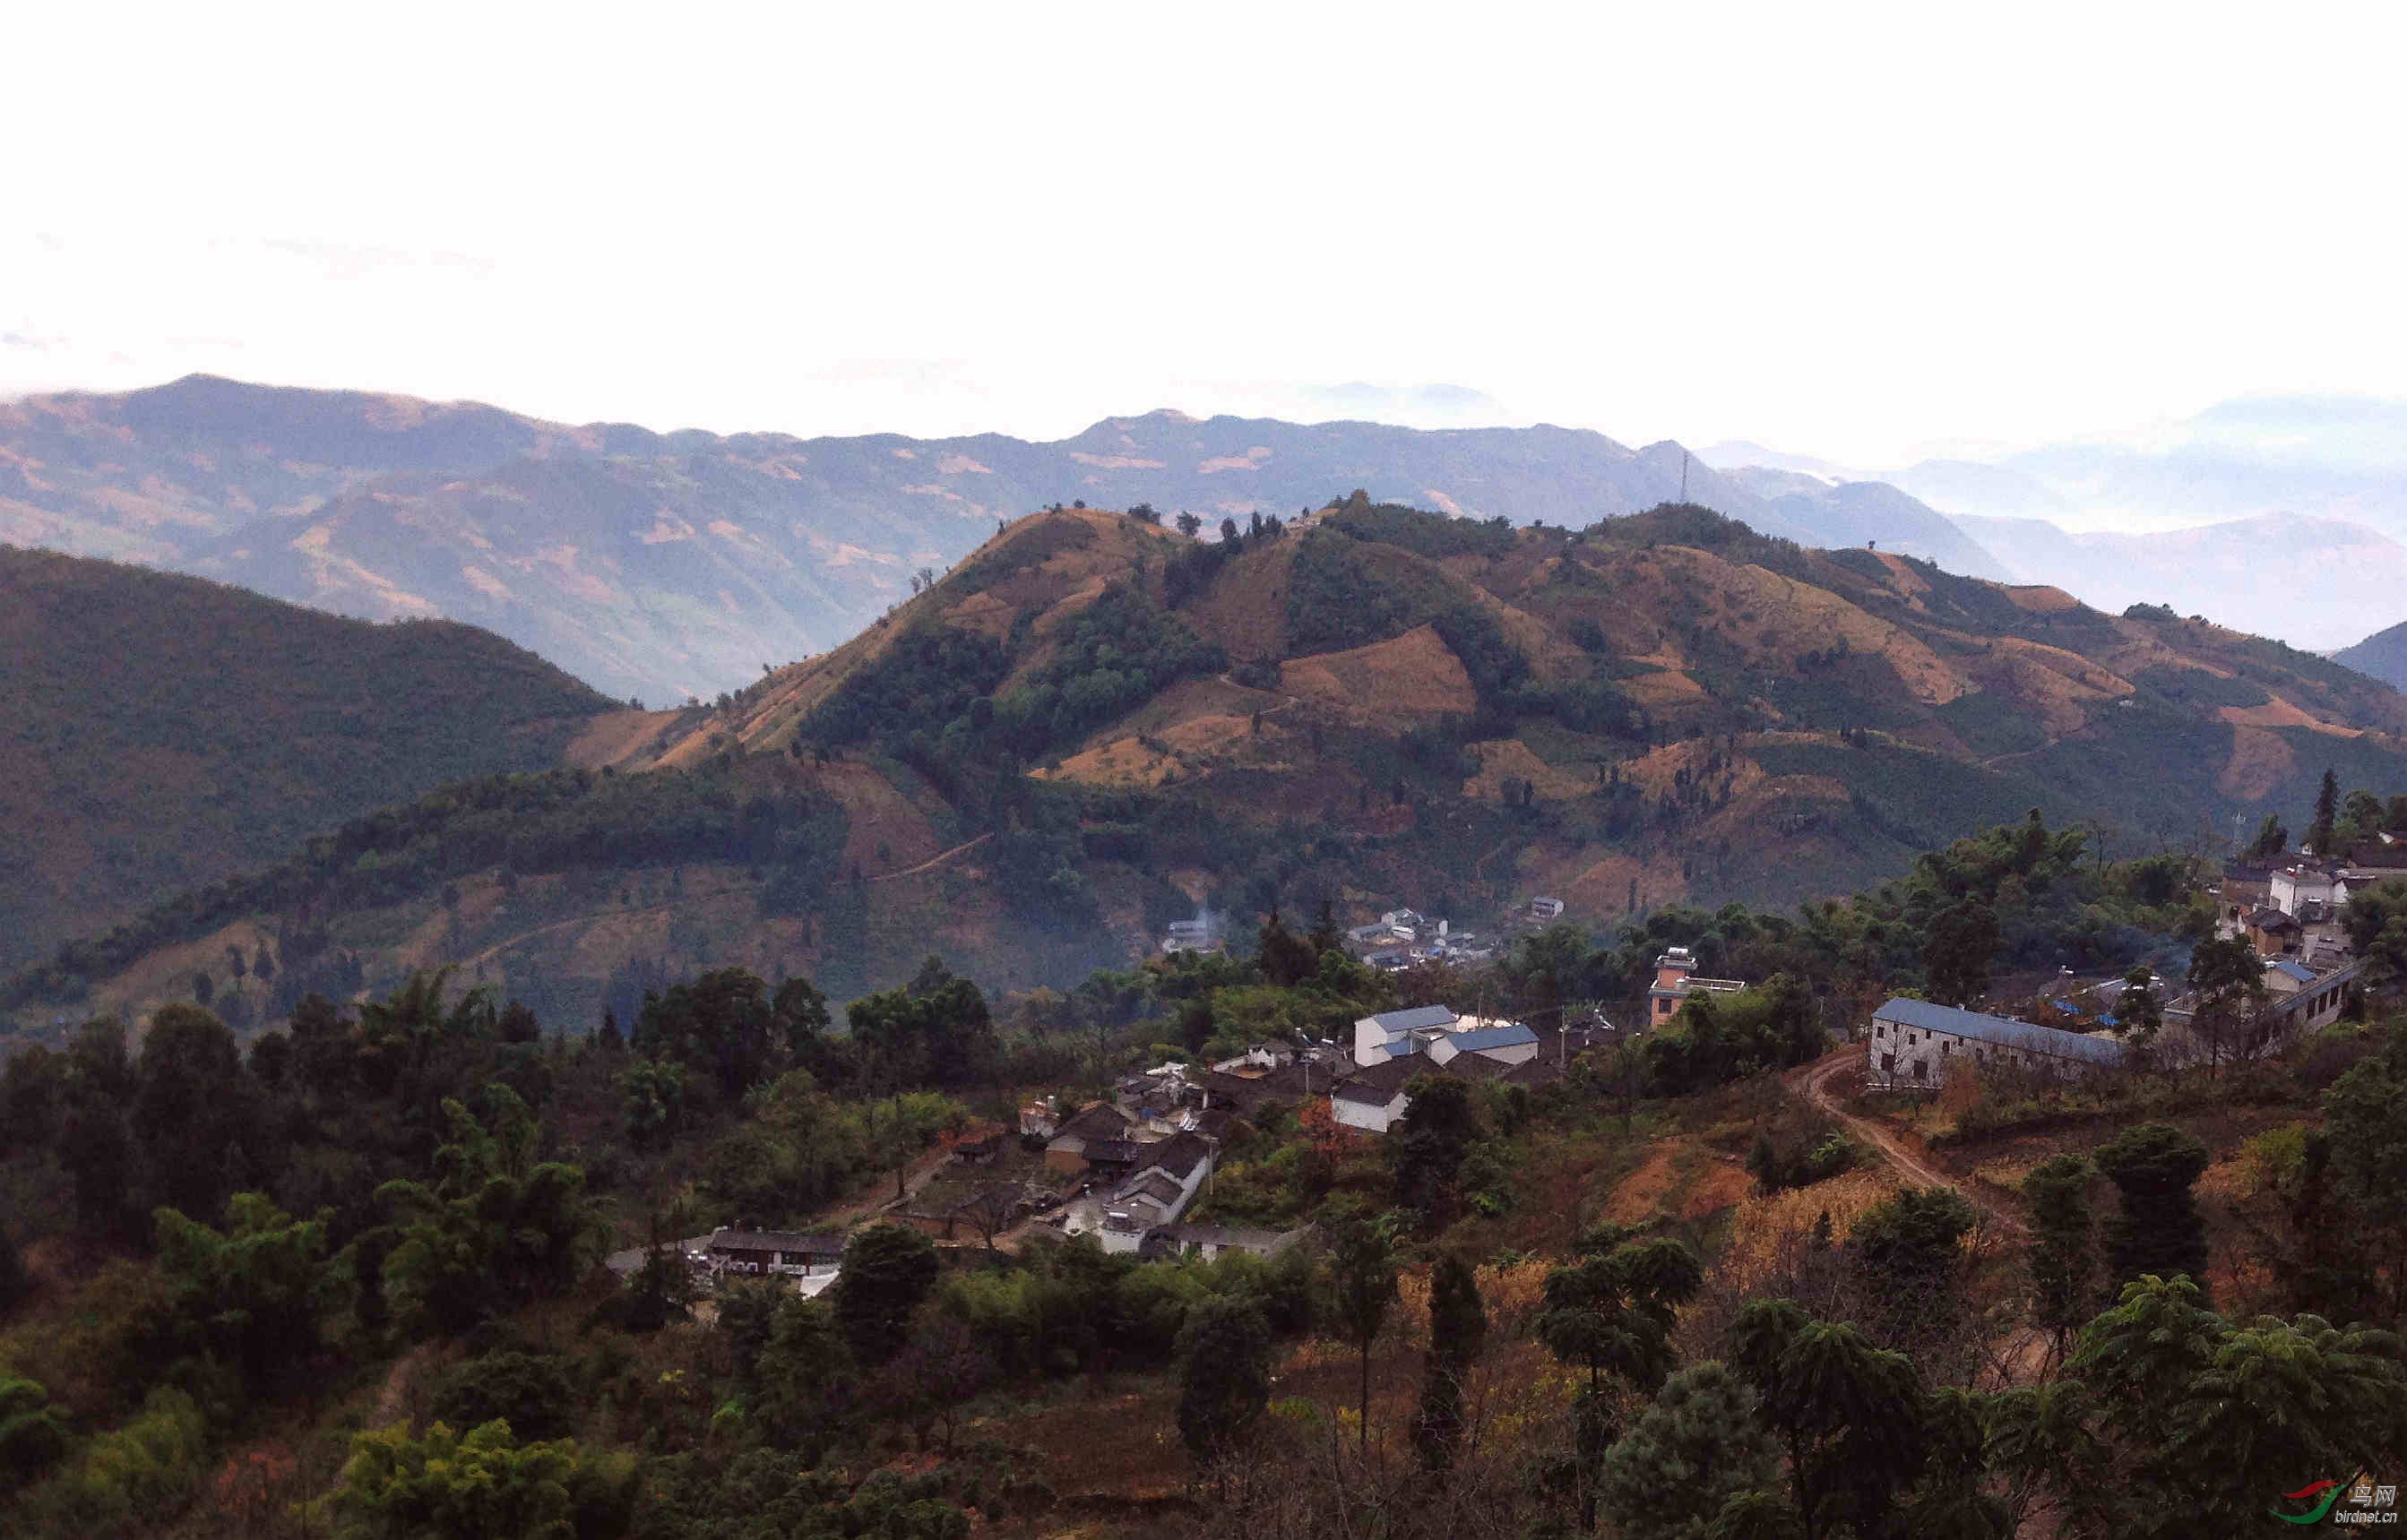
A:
[
  {"xmin": 867, "ymin": 830, "xmax": 992, "ymax": 883},
  {"xmin": 1785, "ymin": 1044, "xmax": 2025, "ymax": 1235}
]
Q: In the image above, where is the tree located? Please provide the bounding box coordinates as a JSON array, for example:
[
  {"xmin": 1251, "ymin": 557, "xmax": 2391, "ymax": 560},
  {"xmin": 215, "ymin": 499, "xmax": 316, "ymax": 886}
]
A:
[
  {"xmin": 1536, "ymin": 1237, "xmax": 1704, "ymax": 1527},
  {"xmin": 1847, "ymin": 1186, "xmax": 1976, "ymax": 1341},
  {"xmin": 134, "ymin": 1002, "xmax": 254, "ymax": 1223},
  {"xmin": 193, "ymin": 971, "xmax": 214, "ymax": 1008},
  {"xmin": 617, "ymin": 1056, "xmax": 686, "ymax": 1153},
  {"xmin": 2342, "ymin": 879, "xmax": 2407, "ymax": 990},
  {"xmin": 1219, "ymin": 516, "xmax": 1240, "ymax": 545},
  {"xmin": 1255, "ymin": 907, "xmax": 1318, "ymax": 988},
  {"xmin": 2092, "ymin": 1122, "xmax": 2210, "ymax": 1297},
  {"xmin": 847, "ymin": 961, "xmax": 996, "ymax": 1089},
  {"xmin": 154, "ymin": 1192, "xmax": 331, "ymax": 1396},
  {"xmin": 2184, "ymin": 934, "xmax": 2267, "ymax": 1072},
  {"xmin": 334, "ymin": 1418, "xmax": 629, "ymax": 1540},
  {"xmin": 1327, "ymin": 1216, "xmax": 1398, "ymax": 1459},
  {"xmin": 1391, "ymin": 1075, "xmax": 1479, "ymax": 1226},
  {"xmin": 1921, "ymin": 899, "xmax": 1999, "ymax": 1006},
  {"xmin": 2023, "ymin": 1154, "xmax": 2098, "ymax": 1353},
  {"xmin": 1176, "ymin": 510, "xmax": 1203, "ymax": 538},
  {"xmin": 1729, "ymin": 1302, "xmax": 1927, "ymax": 1540},
  {"xmin": 1599, "ymin": 1362, "xmax": 1787, "ymax": 1539},
  {"xmin": 1176, "ymin": 1295, "xmax": 1274, "ymax": 1475},
  {"xmin": 0, "ymin": 1228, "xmax": 28, "ymax": 1315},
  {"xmin": 1412, "ymin": 1252, "xmax": 1488, "ymax": 1473},
  {"xmin": 870, "ymin": 1317, "xmax": 994, "ymax": 1454},
  {"xmin": 834, "ymin": 1222, "xmax": 939, "ymax": 1365},
  {"xmin": 2244, "ymin": 811, "xmax": 2290, "ymax": 858},
  {"xmin": 0, "ymin": 1375, "xmax": 68, "ymax": 1493},
  {"xmin": 2318, "ymin": 1036, "xmax": 2407, "ymax": 1318},
  {"xmin": 2118, "ymin": 964, "xmax": 2163, "ymax": 1056},
  {"xmin": 750, "ymin": 1296, "xmax": 858, "ymax": 1458},
  {"xmin": 2308, "ymin": 767, "xmax": 2342, "ymax": 855},
  {"xmin": 430, "ymin": 1352, "xmax": 577, "ymax": 1442}
]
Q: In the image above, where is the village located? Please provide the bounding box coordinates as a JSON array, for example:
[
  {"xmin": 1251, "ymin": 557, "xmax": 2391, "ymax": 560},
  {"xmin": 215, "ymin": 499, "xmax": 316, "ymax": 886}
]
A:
[{"xmin": 631, "ymin": 828, "xmax": 2407, "ymax": 1307}]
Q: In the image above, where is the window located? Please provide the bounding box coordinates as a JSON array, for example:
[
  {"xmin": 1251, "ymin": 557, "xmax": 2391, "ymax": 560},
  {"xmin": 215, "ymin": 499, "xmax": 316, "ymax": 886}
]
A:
[
  {"xmin": 1912, "ymin": 1059, "xmax": 1927, "ymax": 1081},
  {"xmin": 1880, "ymin": 1051, "xmax": 1895, "ymax": 1073}
]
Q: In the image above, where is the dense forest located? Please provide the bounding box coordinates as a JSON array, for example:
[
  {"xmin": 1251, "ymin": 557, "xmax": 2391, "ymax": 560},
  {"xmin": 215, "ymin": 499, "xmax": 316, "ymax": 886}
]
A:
[{"xmin": 0, "ymin": 544, "xmax": 614, "ymax": 972}]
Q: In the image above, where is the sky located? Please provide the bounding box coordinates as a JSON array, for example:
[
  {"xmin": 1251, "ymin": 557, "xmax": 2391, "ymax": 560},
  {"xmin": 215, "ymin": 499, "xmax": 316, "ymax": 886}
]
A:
[{"xmin": 8, "ymin": 2, "xmax": 2407, "ymax": 466}]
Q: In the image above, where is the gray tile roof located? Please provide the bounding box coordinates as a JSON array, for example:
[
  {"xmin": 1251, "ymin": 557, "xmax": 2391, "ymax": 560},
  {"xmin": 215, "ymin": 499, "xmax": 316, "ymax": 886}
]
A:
[
  {"xmin": 1449, "ymin": 1023, "xmax": 1538, "ymax": 1052},
  {"xmin": 1874, "ymin": 997, "xmax": 2127, "ymax": 1067}
]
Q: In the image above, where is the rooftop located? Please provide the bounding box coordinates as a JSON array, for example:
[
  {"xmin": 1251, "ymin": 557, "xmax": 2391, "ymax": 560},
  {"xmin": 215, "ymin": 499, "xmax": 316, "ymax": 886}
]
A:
[
  {"xmin": 1448, "ymin": 1022, "xmax": 1540, "ymax": 1052},
  {"xmin": 1359, "ymin": 1004, "xmax": 1458, "ymax": 1035},
  {"xmin": 1874, "ymin": 996, "xmax": 2127, "ymax": 1068},
  {"xmin": 707, "ymin": 1227, "xmax": 848, "ymax": 1257}
]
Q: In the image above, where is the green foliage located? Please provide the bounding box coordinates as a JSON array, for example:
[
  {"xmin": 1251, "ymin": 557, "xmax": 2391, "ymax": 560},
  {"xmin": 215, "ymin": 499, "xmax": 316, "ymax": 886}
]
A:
[
  {"xmin": 2092, "ymin": 1122, "xmax": 2211, "ymax": 1297},
  {"xmin": 133, "ymin": 1003, "xmax": 259, "ymax": 1223},
  {"xmin": 844, "ymin": 959, "xmax": 997, "ymax": 1090},
  {"xmin": 1920, "ymin": 898, "xmax": 1999, "ymax": 1007},
  {"xmin": 1327, "ymin": 1217, "xmax": 1398, "ymax": 1454},
  {"xmin": 747, "ymin": 1296, "xmax": 858, "ymax": 1458},
  {"xmin": 2023, "ymin": 1155, "xmax": 2099, "ymax": 1346},
  {"xmin": 1326, "ymin": 502, "xmax": 1517, "ymax": 560},
  {"xmin": 992, "ymin": 582, "xmax": 1224, "ymax": 756},
  {"xmin": 1391, "ymin": 1075, "xmax": 1480, "ymax": 1226},
  {"xmin": 1599, "ymin": 1362, "xmax": 1786, "ymax": 1540},
  {"xmin": 2343, "ymin": 878, "xmax": 2407, "ymax": 989},
  {"xmin": 1176, "ymin": 1294, "xmax": 1274, "ymax": 1467},
  {"xmin": 1639, "ymin": 976, "xmax": 1825, "ymax": 1096},
  {"xmin": 2318, "ymin": 1034, "xmax": 2407, "ymax": 1319},
  {"xmin": 0, "ymin": 1227, "xmax": 30, "ymax": 1317},
  {"xmin": 334, "ymin": 1417, "xmax": 633, "ymax": 1540},
  {"xmin": 1411, "ymin": 1252, "xmax": 1488, "ymax": 1473},
  {"xmin": 8, "ymin": 767, "xmax": 845, "ymax": 1008},
  {"xmin": 0, "ymin": 543, "xmax": 608, "ymax": 972},
  {"xmin": 430, "ymin": 1352, "xmax": 577, "ymax": 1443},
  {"xmin": 1727, "ymin": 1303, "xmax": 1928, "ymax": 1539},
  {"xmin": 152, "ymin": 1192, "xmax": 331, "ymax": 1398},
  {"xmin": 376, "ymin": 1088, "xmax": 600, "ymax": 1338},
  {"xmin": 34, "ymin": 1386, "xmax": 208, "ymax": 1530},
  {"xmin": 1536, "ymin": 1237, "xmax": 1703, "ymax": 1398},
  {"xmin": 0, "ymin": 1375, "xmax": 69, "ymax": 1493},
  {"xmin": 834, "ymin": 1223, "xmax": 940, "ymax": 1366}
]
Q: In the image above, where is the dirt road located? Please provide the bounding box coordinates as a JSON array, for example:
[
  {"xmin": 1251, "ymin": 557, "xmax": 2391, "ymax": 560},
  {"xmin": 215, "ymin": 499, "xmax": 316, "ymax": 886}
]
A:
[{"xmin": 1787, "ymin": 1045, "xmax": 2025, "ymax": 1236}]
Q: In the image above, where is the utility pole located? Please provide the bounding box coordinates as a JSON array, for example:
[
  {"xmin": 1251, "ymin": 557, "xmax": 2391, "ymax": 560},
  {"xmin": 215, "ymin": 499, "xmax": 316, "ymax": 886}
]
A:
[{"xmin": 1679, "ymin": 450, "xmax": 1689, "ymax": 502}]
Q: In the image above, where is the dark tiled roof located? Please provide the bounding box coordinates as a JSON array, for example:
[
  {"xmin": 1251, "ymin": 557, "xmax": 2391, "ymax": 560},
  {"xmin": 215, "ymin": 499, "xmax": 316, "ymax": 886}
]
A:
[
  {"xmin": 1135, "ymin": 1131, "xmax": 1215, "ymax": 1182},
  {"xmin": 708, "ymin": 1228, "xmax": 848, "ymax": 1257},
  {"xmin": 1083, "ymin": 1139, "xmax": 1139, "ymax": 1165},
  {"xmin": 1154, "ymin": 1223, "xmax": 1303, "ymax": 1253},
  {"xmin": 1052, "ymin": 1103, "xmax": 1134, "ymax": 1143}
]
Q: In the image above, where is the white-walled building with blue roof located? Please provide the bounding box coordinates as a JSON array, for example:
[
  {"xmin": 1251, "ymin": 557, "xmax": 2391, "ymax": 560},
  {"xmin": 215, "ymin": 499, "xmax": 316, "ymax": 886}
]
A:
[{"xmin": 1868, "ymin": 996, "xmax": 2126, "ymax": 1089}]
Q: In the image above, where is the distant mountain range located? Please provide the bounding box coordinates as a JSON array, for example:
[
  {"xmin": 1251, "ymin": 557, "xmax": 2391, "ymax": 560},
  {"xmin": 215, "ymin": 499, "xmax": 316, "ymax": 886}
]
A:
[
  {"xmin": 0, "ymin": 376, "xmax": 1995, "ymax": 701},
  {"xmin": 1705, "ymin": 393, "xmax": 2407, "ymax": 652}
]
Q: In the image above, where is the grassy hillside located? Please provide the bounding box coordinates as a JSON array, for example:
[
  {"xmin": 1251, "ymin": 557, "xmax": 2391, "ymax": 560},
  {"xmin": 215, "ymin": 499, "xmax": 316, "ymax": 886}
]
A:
[
  {"xmin": 11, "ymin": 498, "xmax": 2407, "ymax": 1036},
  {"xmin": 0, "ymin": 545, "xmax": 612, "ymax": 973}
]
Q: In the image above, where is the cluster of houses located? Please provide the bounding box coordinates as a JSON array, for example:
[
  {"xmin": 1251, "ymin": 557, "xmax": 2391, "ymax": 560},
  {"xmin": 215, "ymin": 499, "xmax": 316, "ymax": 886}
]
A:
[
  {"xmin": 1329, "ymin": 1003, "xmax": 1606, "ymax": 1134},
  {"xmin": 1344, "ymin": 908, "xmax": 1497, "ymax": 971}
]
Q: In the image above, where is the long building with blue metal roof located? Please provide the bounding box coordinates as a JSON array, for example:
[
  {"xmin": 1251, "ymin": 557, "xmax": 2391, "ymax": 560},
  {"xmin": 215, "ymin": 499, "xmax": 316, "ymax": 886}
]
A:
[{"xmin": 1868, "ymin": 996, "xmax": 2126, "ymax": 1088}]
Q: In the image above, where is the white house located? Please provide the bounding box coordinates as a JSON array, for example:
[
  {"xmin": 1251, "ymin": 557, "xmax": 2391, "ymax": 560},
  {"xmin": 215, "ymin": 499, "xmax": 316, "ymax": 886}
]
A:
[
  {"xmin": 1330, "ymin": 1057, "xmax": 1419, "ymax": 1134},
  {"xmin": 1424, "ymin": 1020, "xmax": 1540, "ymax": 1068},
  {"xmin": 1143, "ymin": 1223, "xmax": 1308, "ymax": 1262},
  {"xmin": 1352, "ymin": 1004, "xmax": 1460, "ymax": 1066},
  {"xmin": 1867, "ymin": 997, "xmax": 2126, "ymax": 1089},
  {"xmin": 1091, "ymin": 1132, "xmax": 1218, "ymax": 1253},
  {"xmin": 2270, "ymin": 864, "xmax": 2340, "ymax": 918}
]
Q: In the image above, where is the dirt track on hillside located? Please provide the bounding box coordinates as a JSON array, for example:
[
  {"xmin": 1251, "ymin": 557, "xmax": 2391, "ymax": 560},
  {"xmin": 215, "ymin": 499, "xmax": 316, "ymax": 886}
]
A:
[{"xmin": 1785, "ymin": 1045, "xmax": 2026, "ymax": 1237}]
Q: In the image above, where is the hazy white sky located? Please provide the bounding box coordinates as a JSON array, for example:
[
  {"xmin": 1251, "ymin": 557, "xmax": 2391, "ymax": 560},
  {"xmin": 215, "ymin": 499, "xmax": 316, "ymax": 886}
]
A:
[{"xmin": 7, "ymin": 2, "xmax": 2405, "ymax": 463}]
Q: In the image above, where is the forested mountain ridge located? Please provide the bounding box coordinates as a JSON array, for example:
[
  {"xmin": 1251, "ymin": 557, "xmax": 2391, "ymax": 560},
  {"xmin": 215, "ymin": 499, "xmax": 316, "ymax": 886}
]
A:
[
  {"xmin": 13, "ymin": 496, "xmax": 2406, "ymax": 1038},
  {"xmin": 0, "ymin": 375, "xmax": 2000, "ymax": 703},
  {"xmin": 2339, "ymin": 617, "xmax": 2407, "ymax": 690},
  {"xmin": 0, "ymin": 543, "xmax": 616, "ymax": 974}
]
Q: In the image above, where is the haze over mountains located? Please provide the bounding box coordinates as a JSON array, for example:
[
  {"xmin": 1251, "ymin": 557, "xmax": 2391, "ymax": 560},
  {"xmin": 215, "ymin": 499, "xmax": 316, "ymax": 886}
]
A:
[{"xmin": 1706, "ymin": 393, "xmax": 2407, "ymax": 655}]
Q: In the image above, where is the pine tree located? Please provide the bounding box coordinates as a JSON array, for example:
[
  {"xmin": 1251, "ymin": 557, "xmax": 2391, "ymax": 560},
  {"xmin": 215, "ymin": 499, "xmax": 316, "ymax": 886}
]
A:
[
  {"xmin": 1328, "ymin": 1217, "xmax": 1398, "ymax": 1460},
  {"xmin": 1411, "ymin": 1252, "xmax": 1488, "ymax": 1472},
  {"xmin": 1177, "ymin": 1295, "xmax": 1273, "ymax": 1477},
  {"xmin": 2024, "ymin": 1154, "xmax": 2097, "ymax": 1351},
  {"xmin": 2094, "ymin": 1122, "xmax": 2211, "ymax": 1298},
  {"xmin": 2308, "ymin": 767, "xmax": 2341, "ymax": 855},
  {"xmin": 1598, "ymin": 1362, "xmax": 1785, "ymax": 1538}
]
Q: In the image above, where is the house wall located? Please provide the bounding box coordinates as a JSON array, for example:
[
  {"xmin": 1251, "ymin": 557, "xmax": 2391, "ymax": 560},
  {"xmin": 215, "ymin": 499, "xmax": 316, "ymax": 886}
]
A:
[
  {"xmin": 1353, "ymin": 1019, "xmax": 1392, "ymax": 1066},
  {"xmin": 1865, "ymin": 1016, "xmax": 2101, "ymax": 1089},
  {"xmin": 1475, "ymin": 1041, "xmax": 1540, "ymax": 1067},
  {"xmin": 1043, "ymin": 1141, "xmax": 1086, "ymax": 1175},
  {"xmin": 1333, "ymin": 1093, "xmax": 1402, "ymax": 1135}
]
